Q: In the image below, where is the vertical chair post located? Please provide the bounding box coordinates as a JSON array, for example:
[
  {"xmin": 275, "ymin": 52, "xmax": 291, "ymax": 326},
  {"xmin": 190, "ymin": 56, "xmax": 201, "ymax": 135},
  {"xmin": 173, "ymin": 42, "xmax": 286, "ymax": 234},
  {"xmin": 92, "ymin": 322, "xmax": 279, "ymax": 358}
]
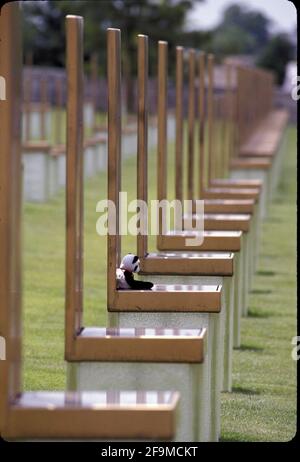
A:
[
  {"xmin": 249, "ymin": 69, "xmax": 255, "ymax": 136},
  {"xmin": 40, "ymin": 76, "xmax": 48, "ymax": 140},
  {"xmin": 236, "ymin": 66, "xmax": 243, "ymax": 151},
  {"xmin": 220, "ymin": 95, "xmax": 226, "ymax": 179},
  {"xmin": 0, "ymin": 1, "xmax": 22, "ymax": 434},
  {"xmin": 90, "ymin": 52, "xmax": 98, "ymax": 132},
  {"xmin": 219, "ymin": 95, "xmax": 226, "ymax": 179},
  {"xmin": 231, "ymin": 65, "xmax": 239, "ymax": 159},
  {"xmin": 65, "ymin": 15, "xmax": 84, "ymax": 357},
  {"xmin": 24, "ymin": 51, "xmax": 33, "ymax": 141},
  {"xmin": 207, "ymin": 54, "xmax": 214, "ymax": 185},
  {"xmin": 224, "ymin": 63, "xmax": 233, "ymax": 172},
  {"xmin": 229, "ymin": 64, "xmax": 237, "ymax": 161},
  {"xmin": 157, "ymin": 41, "xmax": 168, "ymax": 236},
  {"xmin": 107, "ymin": 28, "xmax": 122, "ymax": 309},
  {"xmin": 268, "ymin": 72, "xmax": 274, "ymax": 114},
  {"xmin": 213, "ymin": 95, "xmax": 221, "ymax": 180},
  {"xmin": 55, "ymin": 76, "xmax": 63, "ymax": 145},
  {"xmin": 228, "ymin": 65, "xmax": 237, "ymax": 160},
  {"xmin": 24, "ymin": 78, "xmax": 31, "ymax": 141},
  {"xmin": 187, "ymin": 48, "xmax": 196, "ymax": 201},
  {"xmin": 245, "ymin": 68, "xmax": 251, "ymax": 136},
  {"xmin": 198, "ymin": 51, "xmax": 205, "ymax": 195},
  {"xmin": 175, "ymin": 46, "xmax": 184, "ymax": 203},
  {"xmin": 137, "ymin": 34, "xmax": 149, "ymax": 258}
]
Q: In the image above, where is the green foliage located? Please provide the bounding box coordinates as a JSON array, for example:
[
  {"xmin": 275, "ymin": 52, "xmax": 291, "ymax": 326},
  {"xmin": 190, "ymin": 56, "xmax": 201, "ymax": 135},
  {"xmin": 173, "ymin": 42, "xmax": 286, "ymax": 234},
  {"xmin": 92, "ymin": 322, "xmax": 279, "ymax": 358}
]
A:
[
  {"xmin": 22, "ymin": 1, "xmax": 295, "ymax": 92},
  {"xmin": 22, "ymin": 1, "xmax": 66, "ymax": 66},
  {"xmin": 210, "ymin": 25, "xmax": 255, "ymax": 57},
  {"xmin": 22, "ymin": 0, "xmax": 202, "ymax": 111},
  {"xmin": 221, "ymin": 4, "xmax": 270, "ymax": 50},
  {"xmin": 207, "ymin": 3, "xmax": 295, "ymax": 84},
  {"xmin": 23, "ymin": 0, "xmax": 198, "ymax": 69},
  {"xmin": 256, "ymin": 34, "xmax": 295, "ymax": 85},
  {"xmin": 179, "ymin": 29, "xmax": 213, "ymax": 52},
  {"xmin": 209, "ymin": 3, "xmax": 270, "ymax": 58}
]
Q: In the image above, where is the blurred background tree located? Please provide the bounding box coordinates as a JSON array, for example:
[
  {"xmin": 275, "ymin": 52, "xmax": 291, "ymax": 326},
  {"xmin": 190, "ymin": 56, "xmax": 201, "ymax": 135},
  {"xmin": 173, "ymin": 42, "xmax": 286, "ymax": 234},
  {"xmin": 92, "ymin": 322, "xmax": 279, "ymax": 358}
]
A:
[
  {"xmin": 207, "ymin": 3, "xmax": 295, "ymax": 84},
  {"xmin": 22, "ymin": 0, "xmax": 204, "ymax": 111},
  {"xmin": 204, "ymin": 4, "xmax": 270, "ymax": 59},
  {"xmin": 22, "ymin": 0, "xmax": 296, "ymax": 105},
  {"xmin": 256, "ymin": 33, "xmax": 295, "ymax": 85}
]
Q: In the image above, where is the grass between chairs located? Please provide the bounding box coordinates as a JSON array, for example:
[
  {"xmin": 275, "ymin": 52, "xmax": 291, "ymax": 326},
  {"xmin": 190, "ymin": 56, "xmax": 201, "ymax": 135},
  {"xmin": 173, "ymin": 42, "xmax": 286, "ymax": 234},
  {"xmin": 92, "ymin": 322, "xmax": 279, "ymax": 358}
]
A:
[
  {"xmin": 23, "ymin": 126, "xmax": 296, "ymax": 441},
  {"xmin": 221, "ymin": 126, "xmax": 297, "ymax": 442}
]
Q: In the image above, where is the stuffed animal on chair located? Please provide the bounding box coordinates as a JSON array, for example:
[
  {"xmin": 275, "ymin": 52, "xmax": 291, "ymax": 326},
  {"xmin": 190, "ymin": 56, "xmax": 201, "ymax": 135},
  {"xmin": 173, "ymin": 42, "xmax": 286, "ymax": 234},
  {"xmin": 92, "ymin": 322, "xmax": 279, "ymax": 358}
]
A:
[{"xmin": 116, "ymin": 254, "xmax": 153, "ymax": 290}]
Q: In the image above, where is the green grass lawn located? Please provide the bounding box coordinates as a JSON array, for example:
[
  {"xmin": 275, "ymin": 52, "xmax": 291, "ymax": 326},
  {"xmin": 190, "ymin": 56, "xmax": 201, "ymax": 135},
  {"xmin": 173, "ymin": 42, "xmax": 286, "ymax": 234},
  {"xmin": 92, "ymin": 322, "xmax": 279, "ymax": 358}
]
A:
[
  {"xmin": 23, "ymin": 125, "xmax": 297, "ymax": 441},
  {"xmin": 221, "ymin": 126, "xmax": 297, "ymax": 442}
]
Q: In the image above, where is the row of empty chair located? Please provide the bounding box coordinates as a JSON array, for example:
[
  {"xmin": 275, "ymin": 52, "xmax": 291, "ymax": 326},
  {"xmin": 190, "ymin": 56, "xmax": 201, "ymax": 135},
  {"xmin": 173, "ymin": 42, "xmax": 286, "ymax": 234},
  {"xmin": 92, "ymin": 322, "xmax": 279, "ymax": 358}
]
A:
[{"xmin": 0, "ymin": 4, "xmax": 288, "ymax": 441}]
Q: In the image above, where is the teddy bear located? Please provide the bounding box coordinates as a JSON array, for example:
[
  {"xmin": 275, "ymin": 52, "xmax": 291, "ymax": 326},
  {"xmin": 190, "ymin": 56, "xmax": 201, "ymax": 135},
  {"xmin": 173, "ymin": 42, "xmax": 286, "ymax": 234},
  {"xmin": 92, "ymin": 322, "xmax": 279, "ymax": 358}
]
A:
[{"xmin": 116, "ymin": 254, "xmax": 153, "ymax": 290}]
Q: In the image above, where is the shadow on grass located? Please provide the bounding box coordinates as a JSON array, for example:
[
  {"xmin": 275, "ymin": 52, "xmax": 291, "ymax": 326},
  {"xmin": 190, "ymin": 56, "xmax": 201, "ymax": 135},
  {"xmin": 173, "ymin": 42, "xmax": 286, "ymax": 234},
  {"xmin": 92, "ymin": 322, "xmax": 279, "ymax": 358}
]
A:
[
  {"xmin": 247, "ymin": 308, "xmax": 272, "ymax": 318},
  {"xmin": 236, "ymin": 344, "xmax": 264, "ymax": 352},
  {"xmin": 250, "ymin": 289, "xmax": 272, "ymax": 295},
  {"xmin": 231, "ymin": 386, "xmax": 261, "ymax": 395},
  {"xmin": 220, "ymin": 433, "xmax": 246, "ymax": 442},
  {"xmin": 256, "ymin": 270, "xmax": 277, "ymax": 276},
  {"xmin": 259, "ymin": 254, "xmax": 278, "ymax": 259},
  {"xmin": 265, "ymin": 218, "xmax": 283, "ymax": 224}
]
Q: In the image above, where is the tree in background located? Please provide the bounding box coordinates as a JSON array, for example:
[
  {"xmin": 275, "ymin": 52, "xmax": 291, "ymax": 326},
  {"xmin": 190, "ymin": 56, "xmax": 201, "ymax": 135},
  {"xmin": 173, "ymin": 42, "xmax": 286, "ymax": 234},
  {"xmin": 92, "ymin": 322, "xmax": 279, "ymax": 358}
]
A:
[
  {"xmin": 210, "ymin": 25, "xmax": 254, "ymax": 57},
  {"xmin": 256, "ymin": 33, "xmax": 295, "ymax": 85},
  {"xmin": 208, "ymin": 3, "xmax": 295, "ymax": 84},
  {"xmin": 22, "ymin": 0, "xmax": 206, "ymax": 112},
  {"xmin": 221, "ymin": 4, "xmax": 270, "ymax": 51},
  {"xmin": 23, "ymin": 1, "xmax": 67, "ymax": 67},
  {"xmin": 209, "ymin": 3, "xmax": 270, "ymax": 58},
  {"xmin": 22, "ymin": 0, "xmax": 296, "ymax": 98}
]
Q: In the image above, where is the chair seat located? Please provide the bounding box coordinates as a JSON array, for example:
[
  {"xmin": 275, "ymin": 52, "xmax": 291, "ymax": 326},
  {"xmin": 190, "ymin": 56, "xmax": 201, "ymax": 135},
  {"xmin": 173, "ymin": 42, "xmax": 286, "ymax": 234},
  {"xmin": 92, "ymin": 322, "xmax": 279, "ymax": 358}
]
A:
[
  {"xmin": 5, "ymin": 391, "xmax": 179, "ymax": 440},
  {"xmin": 157, "ymin": 230, "xmax": 242, "ymax": 252},
  {"xmin": 210, "ymin": 179, "xmax": 262, "ymax": 189},
  {"xmin": 239, "ymin": 109, "xmax": 289, "ymax": 157},
  {"xmin": 140, "ymin": 251, "xmax": 234, "ymax": 276},
  {"xmin": 240, "ymin": 145, "xmax": 277, "ymax": 157},
  {"xmin": 80, "ymin": 326, "xmax": 204, "ymax": 338},
  {"xmin": 203, "ymin": 187, "xmax": 260, "ymax": 200},
  {"xmin": 74, "ymin": 326, "xmax": 206, "ymax": 362},
  {"xmin": 22, "ymin": 140, "xmax": 51, "ymax": 153},
  {"xmin": 201, "ymin": 199, "xmax": 255, "ymax": 214},
  {"xmin": 90, "ymin": 132, "xmax": 106, "ymax": 144},
  {"xmin": 183, "ymin": 213, "xmax": 251, "ymax": 232},
  {"xmin": 110, "ymin": 282, "xmax": 222, "ymax": 312},
  {"xmin": 240, "ymin": 132, "xmax": 281, "ymax": 156},
  {"xmin": 230, "ymin": 158, "xmax": 272, "ymax": 170},
  {"xmin": 50, "ymin": 144, "xmax": 66, "ymax": 156}
]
